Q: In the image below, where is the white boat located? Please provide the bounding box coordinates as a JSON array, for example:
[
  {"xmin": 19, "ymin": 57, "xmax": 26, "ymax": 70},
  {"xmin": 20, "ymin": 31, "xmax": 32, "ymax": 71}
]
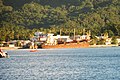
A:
[{"xmin": 0, "ymin": 51, "xmax": 9, "ymax": 58}]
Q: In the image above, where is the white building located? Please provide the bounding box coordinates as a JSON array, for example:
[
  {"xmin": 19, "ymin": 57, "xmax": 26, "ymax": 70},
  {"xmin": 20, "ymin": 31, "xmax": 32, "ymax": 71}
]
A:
[
  {"xmin": 105, "ymin": 38, "xmax": 112, "ymax": 45},
  {"xmin": 46, "ymin": 33, "xmax": 73, "ymax": 45},
  {"xmin": 117, "ymin": 38, "xmax": 120, "ymax": 43},
  {"xmin": 75, "ymin": 35, "xmax": 90, "ymax": 42},
  {"xmin": 31, "ymin": 32, "xmax": 47, "ymax": 42}
]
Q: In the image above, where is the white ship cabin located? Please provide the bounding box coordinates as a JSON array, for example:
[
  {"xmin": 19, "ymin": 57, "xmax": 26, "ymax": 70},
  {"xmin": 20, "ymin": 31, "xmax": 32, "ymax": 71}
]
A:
[{"xmin": 46, "ymin": 34, "xmax": 73, "ymax": 45}]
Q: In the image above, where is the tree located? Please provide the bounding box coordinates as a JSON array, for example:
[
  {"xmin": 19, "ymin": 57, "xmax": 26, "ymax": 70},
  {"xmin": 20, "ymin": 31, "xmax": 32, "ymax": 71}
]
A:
[
  {"xmin": 111, "ymin": 36, "xmax": 118, "ymax": 44},
  {"xmin": 97, "ymin": 39, "xmax": 106, "ymax": 45}
]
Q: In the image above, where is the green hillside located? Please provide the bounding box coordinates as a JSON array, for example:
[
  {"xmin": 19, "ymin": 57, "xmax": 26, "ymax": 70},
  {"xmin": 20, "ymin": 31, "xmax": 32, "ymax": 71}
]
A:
[
  {"xmin": 0, "ymin": 0, "xmax": 120, "ymax": 41},
  {"xmin": 3, "ymin": 0, "xmax": 113, "ymax": 9}
]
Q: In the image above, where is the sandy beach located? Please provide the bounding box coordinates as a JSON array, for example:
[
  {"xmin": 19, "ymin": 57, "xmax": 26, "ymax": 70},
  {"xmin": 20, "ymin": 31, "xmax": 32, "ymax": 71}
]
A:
[
  {"xmin": 89, "ymin": 44, "xmax": 118, "ymax": 48},
  {"xmin": 1, "ymin": 47, "xmax": 20, "ymax": 50}
]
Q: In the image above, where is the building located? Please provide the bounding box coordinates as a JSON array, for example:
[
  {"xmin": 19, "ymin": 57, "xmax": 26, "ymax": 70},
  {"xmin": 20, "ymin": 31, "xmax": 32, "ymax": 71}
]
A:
[
  {"xmin": 46, "ymin": 33, "xmax": 73, "ymax": 45},
  {"xmin": 105, "ymin": 38, "xmax": 112, "ymax": 45},
  {"xmin": 75, "ymin": 35, "xmax": 90, "ymax": 42},
  {"xmin": 117, "ymin": 38, "xmax": 120, "ymax": 45},
  {"xmin": 31, "ymin": 32, "xmax": 47, "ymax": 42}
]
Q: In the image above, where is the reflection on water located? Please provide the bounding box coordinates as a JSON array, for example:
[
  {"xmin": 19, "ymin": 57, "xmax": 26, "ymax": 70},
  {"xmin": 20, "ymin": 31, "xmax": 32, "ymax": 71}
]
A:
[{"xmin": 0, "ymin": 47, "xmax": 120, "ymax": 80}]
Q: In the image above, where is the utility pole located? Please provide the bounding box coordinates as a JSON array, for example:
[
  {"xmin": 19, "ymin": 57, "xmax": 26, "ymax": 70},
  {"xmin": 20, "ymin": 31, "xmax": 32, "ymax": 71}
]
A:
[
  {"xmin": 83, "ymin": 28, "xmax": 85, "ymax": 35},
  {"xmin": 74, "ymin": 28, "xmax": 75, "ymax": 40},
  {"xmin": 60, "ymin": 29, "xmax": 61, "ymax": 41}
]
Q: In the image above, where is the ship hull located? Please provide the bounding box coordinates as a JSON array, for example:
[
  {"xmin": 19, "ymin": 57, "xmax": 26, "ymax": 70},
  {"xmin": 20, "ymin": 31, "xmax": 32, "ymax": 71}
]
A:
[{"xmin": 42, "ymin": 42, "xmax": 89, "ymax": 49}]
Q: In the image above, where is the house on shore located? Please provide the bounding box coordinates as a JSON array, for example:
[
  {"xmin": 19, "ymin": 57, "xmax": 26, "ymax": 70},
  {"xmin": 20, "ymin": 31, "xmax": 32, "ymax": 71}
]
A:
[
  {"xmin": 30, "ymin": 32, "xmax": 47, "ymax": 42},
  {"xmin": 74, "ymin": 35, "xmax": 90, "ymax": 42},
  {"xmin": 117, "ymin": 38, "xmax": 120, "ymax": 46}
]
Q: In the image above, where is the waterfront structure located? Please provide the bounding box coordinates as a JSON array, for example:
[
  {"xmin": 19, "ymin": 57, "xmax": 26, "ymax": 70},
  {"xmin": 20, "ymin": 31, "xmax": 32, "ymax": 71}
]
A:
[
  {"xmin": 105, "ymin": 38, "xmax": 112, "ymax": 45},
  {"xmin": 31, "ymin": 32, "xmax": 47, "ymax": 42},
  {"xmin": 117, "ymin": 38, "xmax": 120, "ymax": 44},
  {"xmin": 75, "ymin": 35, "xmax": 90, "ymax": 42},
  {"xmin": 46, "ymin": 33, "xmax": 73, "ymax": 45},
  {"xmin": 42, "ymin": 33, "xmax": 90, "ymax": 49}
]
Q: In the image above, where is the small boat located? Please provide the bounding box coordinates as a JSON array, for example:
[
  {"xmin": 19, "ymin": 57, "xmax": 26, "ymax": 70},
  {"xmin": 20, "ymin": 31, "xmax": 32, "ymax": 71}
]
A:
[
  {"xmin": 0, "ymin": 52, "xmax": 9, "ymax": 58},
  {"xmin": 30, "ymin": 49, "xmax": 38, "ymax": 52}
]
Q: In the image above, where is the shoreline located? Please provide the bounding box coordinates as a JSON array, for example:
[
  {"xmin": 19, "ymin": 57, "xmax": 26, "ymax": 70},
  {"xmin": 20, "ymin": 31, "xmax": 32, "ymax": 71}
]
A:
[
  {"xmin": 1, "ymin": 44, "xmax": 119, "ymax": 50},
  {"xmin": 1, "ymin": 47, "xmax": 20, "ymax": 50},
  {"xmin": 89, "ymin": 44, "xmax": 118, "ymax": 48}
]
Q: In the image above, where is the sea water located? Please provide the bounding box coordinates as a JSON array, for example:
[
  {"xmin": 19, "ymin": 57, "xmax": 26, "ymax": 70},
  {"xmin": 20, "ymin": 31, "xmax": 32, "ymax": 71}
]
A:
[{"xmin": 0, "ymin": 47, "xmax": 120, "ymax": 80}]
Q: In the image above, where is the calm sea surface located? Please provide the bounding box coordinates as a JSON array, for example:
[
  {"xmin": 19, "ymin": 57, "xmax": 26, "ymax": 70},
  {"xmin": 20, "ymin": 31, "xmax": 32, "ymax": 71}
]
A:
[{"xmin": 0, "ymin": 47, "xmax": 120, "ymax": 80}]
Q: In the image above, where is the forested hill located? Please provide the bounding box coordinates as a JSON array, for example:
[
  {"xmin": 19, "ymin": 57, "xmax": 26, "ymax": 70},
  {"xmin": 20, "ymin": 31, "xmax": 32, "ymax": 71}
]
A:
[
  {"xmin": 3, "ymin": 0, "xmax": 113, "ymax": 9},
  {"xmin": 0, "ymin": 0, "xmax": 120, "ymax": 41}
]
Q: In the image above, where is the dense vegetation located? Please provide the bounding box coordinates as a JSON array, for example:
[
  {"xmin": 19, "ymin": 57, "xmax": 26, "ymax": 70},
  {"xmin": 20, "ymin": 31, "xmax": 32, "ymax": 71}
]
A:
[{"xmin": 0, "ymin": 0, "xmax": 120, "ymax": 41}]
